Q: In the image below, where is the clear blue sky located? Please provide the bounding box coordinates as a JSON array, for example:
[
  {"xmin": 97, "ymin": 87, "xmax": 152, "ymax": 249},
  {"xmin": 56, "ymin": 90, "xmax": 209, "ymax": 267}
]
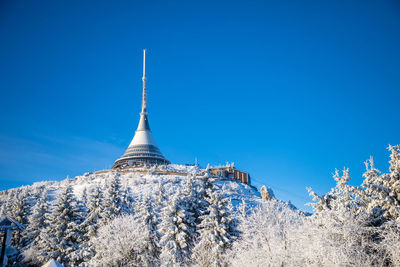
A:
[{"xmin": 1, "ymin": 0, "xmax": 399, "ymax": 211}]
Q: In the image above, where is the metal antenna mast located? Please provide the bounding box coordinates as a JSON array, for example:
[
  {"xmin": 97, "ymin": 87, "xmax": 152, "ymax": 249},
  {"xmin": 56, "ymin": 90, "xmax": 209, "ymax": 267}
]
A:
[{"xmin": 142, "ymin": 49, "xmax": 147, "ymax": 113}]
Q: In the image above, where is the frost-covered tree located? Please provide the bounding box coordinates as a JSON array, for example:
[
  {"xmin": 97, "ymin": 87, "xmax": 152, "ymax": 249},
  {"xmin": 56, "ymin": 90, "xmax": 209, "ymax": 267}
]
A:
[
  {"xmin": 81, "ymin": 187, "xmax": 88, "ymax": 208},
  {"xmin": 0, "ymin": 190, "xmax": 15, "ymax": 216},
  {"xmin": 90, "ymin": 214, "xmax": 148, "ymax": 266},
  {"xmin": 304, "ymin": 168, "xmax": 389, "ymax": 265},
  {"xmin": 380, "ymin": 221, "xmax": 400, "ymax": 266},
  {"xmin": 156, "ymin": 179, "xmax": 167, "ymax": 206},
  {"xmin": 192, "ymin": 189, "xmax": 239, "ymax": 267},
  {"xmin": 229, "ymin": 200, "xmax": 302, "ymax": 267},
  {"xmin": 86, "ymin": 186, "xmax": 105, "ymax": 231},
  {"xmin": 103, "ymin": 175, "xmax": 123, "ymax": 220},
  {"xmin": 361, "ymin": 145, "xmax": 400, "ymax": 224},
  {"xmin": 35, "ymin": 186, "xmax": 84, "ymax": 266},
  {"xmin": 198, "ymin": 172, "xmax": 216, "ymax": 194},
  {"xmin": 67, "ymin": 186, "xmax": 104, "ymax": 265},
  {"xmin": 23, "ymin": 190, "xmax": 49, "ymax": 248},
  {"xmin": 159, "ymin": 192, "xmax": 196, "ymax": 266},
  {"xmin": 182, "ymin": 174, "xmax": 203, "ymax": 226},
  {"xmin": 73, "ymin": 186, "xmax": 105, "ymax": 264},
  {"xmin": 134, "ymin": 195, "xmax": 160, "ymax": 266},
  {"xmin": 297, "ymin": 207, "xmax": 385, "ymax": 266},
  {"xmin": 307, "ymin": 168, "xmax": 363, "ymax": 213},
  {"xmin": 10, "ymin": 189, "xmax": 31, "ymax": 248}
]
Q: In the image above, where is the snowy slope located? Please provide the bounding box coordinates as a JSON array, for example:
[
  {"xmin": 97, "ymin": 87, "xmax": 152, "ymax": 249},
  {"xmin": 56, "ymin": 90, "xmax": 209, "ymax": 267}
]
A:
[{"xmin": 0, "ymin": 166, "xmax": 262, "ymax": 210}]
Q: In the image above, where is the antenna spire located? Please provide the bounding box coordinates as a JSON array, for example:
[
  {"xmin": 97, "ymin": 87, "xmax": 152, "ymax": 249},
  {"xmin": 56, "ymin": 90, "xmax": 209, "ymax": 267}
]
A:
[{"xmin": 142, "ymin": 49, "xmax": 147, "ymax": 113}]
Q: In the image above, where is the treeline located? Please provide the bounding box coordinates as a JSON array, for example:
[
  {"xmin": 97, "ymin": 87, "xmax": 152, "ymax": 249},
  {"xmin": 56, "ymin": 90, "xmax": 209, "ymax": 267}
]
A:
[
  {"xmin": 1, "ymin": 145, "xmax": 400, "ymax": 266},
  {"xmin": 0, "ymin": 173, "xmax": 240, "ymax": 266},
  {"xmin": 229, "ymin": 145, "xmax": 400, "ymax": 266}
]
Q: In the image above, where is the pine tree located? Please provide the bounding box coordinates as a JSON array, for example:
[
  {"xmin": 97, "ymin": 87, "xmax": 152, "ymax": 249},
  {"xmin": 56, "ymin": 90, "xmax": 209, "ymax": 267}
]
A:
[
  {"xmin": 192, "ymin": 189, "xmax": 239, "ymax": 267},
  {"xmin": 81, "ymin": 187, "xmax": 88, "ymax": 207},
  {"xmin": 10, "ymin": 189, "xmax": 31, "ymax": 248},
  {"xmin": 36, "ymin": 186, "xmax": 84, "ymax": 266},
  {"xmin": 134, "ymin": 195, "xmax": 160, "ymax": 266},
  {"xmin": 156, "ymin": 179, "xmax": 167, "ymax": 206},
  {"xmin": 119, "ymin": 184, "xmax": 132, "ymax": 214},
  {"xmin": 307, "ymin": 168, "xmax": 363, "ymax": 213},
  {"xmin": 362, "ymin": 145, "xmax": 400, "ymax": 224},
  {"xmin": 77, "ymin": 186, "xmax": 105, "ymax": 264},
  {"xmin": 182, "ymin": 174, "xmax": 203, "ymax": 239},
  {"xmin": 0, "ymin": 190, "xmax": 15, "ymax": 216},
  {"xmin": 23, "ymin": 190, "xmax": 49, "ymax": 248},
  {"xmin": 159, "ymin": 192, "xmax": 196, "ymax": 266},
  {"xmin": 103, "ymin": 175, "xmax": 122, "ymax": 221}
]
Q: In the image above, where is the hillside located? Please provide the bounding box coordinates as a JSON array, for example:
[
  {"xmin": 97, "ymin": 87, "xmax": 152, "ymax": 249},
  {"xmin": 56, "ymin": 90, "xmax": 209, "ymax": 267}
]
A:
[
  {"xmin": 0, "ymin": 165, "xmax": 261, "ymax": 209},
  {"xmin": 1, "ymin": 146, "xmax": 400, "ymax": 267},
  {"xmin": 0, "ymin": 165, "xmax": 265, "ymax": 266}
]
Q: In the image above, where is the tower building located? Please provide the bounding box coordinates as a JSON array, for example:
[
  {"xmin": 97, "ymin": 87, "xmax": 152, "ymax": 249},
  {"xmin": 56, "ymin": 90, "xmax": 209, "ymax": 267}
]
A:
[{"xmin": 112, "ymin": 50, "xmax": 170, "ymax": 169}]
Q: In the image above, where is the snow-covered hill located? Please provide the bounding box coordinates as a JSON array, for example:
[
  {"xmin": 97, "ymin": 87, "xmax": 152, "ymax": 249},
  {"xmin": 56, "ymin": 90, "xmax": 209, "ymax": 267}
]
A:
[
  {"xmin": 0, "ymin": 167, "xmax": 261, "ymax": 210},
  {"xmin": 1, "ymin": 145, "xmax": 400, "ymax": 267},
  {"xmin": 0, "ymin": 165, "xmax": 264, "ymax": 266}
]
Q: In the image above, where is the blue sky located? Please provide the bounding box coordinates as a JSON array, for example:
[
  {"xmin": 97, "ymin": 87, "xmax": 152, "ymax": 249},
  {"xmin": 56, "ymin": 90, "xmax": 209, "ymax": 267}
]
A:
[{"xmin": 0, "ymin": 0, "xmax": 399, "ymax": 211}]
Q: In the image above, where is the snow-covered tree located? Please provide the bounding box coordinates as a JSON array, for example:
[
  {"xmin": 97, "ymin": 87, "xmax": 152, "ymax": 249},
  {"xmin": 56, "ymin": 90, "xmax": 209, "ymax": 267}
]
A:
[
  {"xmin": 182, "ymin": 173, "xmax": 203, "ymax": 225},
  {"xmin": 307, "ymin": 168, "xmax": 363, "ymax": 213},
  {"xmin": 159, "ymin": 192, "xmax": 196, "ymax": 266},
  {"xmin": 81, "ymin": 187, "xmax": 88, "ymax": 208},
  {"xmin": 156, "ymin": 179, "xmax": 167, "ymax": 206},
  {"xmin": 103, "ymin": 175, "xmax": 123, "ymax": 220},
  {"xmin": 297, "ymin": 206, "xmax": 386, "ymax": 266},
  {"xmin": 90, "ymin": 214, "xmax": 148, "ymax": 266},
  {"xmin": 380, "ymin": 221, "xmax": 400, "ymax": 266},
  {"xmin": 192, "ymin": 189, "xmax": 239, "ymax": 267},
  {"xmin": 361, "ymin": 145, "xmax": 400, "ymax": 224},
  {"xmin": 23, "ymin": 190, "xmax": 49, "ymax": 248},
  {"xmin": 73, "ymin": 186, "xmax": 105, "ymax": 264},
  {"xmin": 10, "ymin": 189, "xmax": 31, "ymax": 248},
  {"xmin": 134, "ymin": 195, "xmax": 160, "ymax": 266},
  {"xmin": 0, "ymin": 190, "xmax": 16, "ymax": 217},
  {"xmin": 35, "ymin": 186, "xmax": 84, "ymax": 266},
  {"xmin": 86, "ymin": 185, "xmax": 105, "ymax": 230}
]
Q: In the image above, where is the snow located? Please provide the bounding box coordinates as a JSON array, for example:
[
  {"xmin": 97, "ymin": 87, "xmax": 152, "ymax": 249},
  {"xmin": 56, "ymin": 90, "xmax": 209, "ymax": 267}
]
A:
[
  {"xmin": 42, "ymin": 259, "xmax": 63, "ymax": 267},
  {"xmin": 1, "ymin": 145, "xmax": 400, "ymax": 266}
]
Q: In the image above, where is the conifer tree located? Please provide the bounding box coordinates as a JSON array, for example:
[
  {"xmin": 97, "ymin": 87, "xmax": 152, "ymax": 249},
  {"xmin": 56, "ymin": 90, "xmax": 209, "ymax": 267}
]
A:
[
  {"xmin": 10, "ymin": 189, "xmax": 31, "ymax": 248},
  {"xmin": 362, "ymin": 145, "xmax": 400, "ymax": 224},
  {"xmin": 134, "ymin": 195, "xmax": 160, "ymax": 266},
  {"xmin": 77, "ymin": 186, "xmax": 105, "ymax": 264},
  {"xmin": 119, "ymin": 184, "xmax": 132, "ymax": 214},
  {"xmin": 192, "ymin": 189, "xmax": 239, "ymax": 267},
  {"xmin": 159, "ymin": 192, "xmax": 196, "ymax": 266},
  {"xmin": 307, "ymin": 168, "xmax": 363, "ymax": 213},
  {"xmin": 0, "ymin": 190, "xmax": 15, "ymax": 216},
  {"xmin": 182, "ymin": 173, "xmax": 203, "ymax": 238},
  {"xmin": 23, "ymin": 190, "xmax": 49, "ymax": 248},
  {"xmin": 156, "ymin": 179, "xmax": 167, "ymax": 207},
  {"xmin": 36, "ymin": 186, "xmax": 84, "ymax": 266},
  {"xmin": 81, "ymin": 187, "xmax": 88, "ymax": 208},
  {"xmin": 103, "ymin": 175, "xmax": 122, "ymax": 220}
]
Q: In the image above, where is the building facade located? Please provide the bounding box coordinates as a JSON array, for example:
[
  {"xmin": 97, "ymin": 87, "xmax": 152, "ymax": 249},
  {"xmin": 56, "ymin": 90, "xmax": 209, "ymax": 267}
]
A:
[{"xmin": 209, "ymin": 166, "xmax": 251, "ymax": 184}]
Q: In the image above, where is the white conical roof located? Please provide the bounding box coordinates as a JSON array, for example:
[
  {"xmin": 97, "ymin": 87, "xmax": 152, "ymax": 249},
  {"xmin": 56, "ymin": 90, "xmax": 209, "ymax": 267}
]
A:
[
  {"xmin": 127, "ymin": 112, "xmax": 157, "ymax": 147},
  {"xmin": 118, "ymin": 111, "xmax": 168, "ymax": 162}
]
